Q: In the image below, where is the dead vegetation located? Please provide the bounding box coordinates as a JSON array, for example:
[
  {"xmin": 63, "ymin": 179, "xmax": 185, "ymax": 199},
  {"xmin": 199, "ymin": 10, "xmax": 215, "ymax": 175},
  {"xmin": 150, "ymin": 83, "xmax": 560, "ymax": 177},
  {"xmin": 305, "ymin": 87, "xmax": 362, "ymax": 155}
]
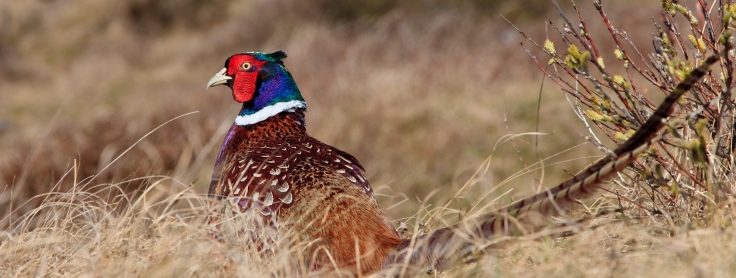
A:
[
  {"xmin": 520, "ymin": 0, "xmax": 736, "ymax": 227},
  {"xmin": 2, "ymin": 0, "xmax": 736, "ymax": 277}
]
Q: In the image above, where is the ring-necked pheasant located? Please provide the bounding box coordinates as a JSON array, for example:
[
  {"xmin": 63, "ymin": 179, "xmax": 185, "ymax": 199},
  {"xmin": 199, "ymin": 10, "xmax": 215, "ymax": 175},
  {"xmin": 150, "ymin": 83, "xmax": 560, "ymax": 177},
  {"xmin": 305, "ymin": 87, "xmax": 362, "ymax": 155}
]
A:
[
  {"xmin": 205, "ymin": 51, "xmax": 403, "ymax": 273},
  {"xmin": 205, "ymin": 51, "xmax": 721, "ymax": 275}
]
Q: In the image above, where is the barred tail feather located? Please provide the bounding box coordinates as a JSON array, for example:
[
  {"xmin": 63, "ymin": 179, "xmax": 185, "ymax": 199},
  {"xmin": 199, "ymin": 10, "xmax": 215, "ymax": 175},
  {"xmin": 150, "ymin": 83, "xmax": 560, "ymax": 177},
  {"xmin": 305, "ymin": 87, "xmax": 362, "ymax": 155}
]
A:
[
  {"xmin": 383, "ymin": 50, "xmax": 724, "ymax": 272},
  {"xmin": 383, "ymin": 134, "xmax": 660, "ymax": 271}
]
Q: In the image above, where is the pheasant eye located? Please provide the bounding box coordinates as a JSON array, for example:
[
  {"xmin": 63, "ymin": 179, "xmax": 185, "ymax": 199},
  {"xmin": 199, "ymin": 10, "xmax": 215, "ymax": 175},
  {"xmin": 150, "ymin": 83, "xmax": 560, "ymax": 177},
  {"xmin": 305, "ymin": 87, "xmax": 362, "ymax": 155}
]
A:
[{"xmin": 241, "ymin": 62, "xmax": 253, "ymax": 71}]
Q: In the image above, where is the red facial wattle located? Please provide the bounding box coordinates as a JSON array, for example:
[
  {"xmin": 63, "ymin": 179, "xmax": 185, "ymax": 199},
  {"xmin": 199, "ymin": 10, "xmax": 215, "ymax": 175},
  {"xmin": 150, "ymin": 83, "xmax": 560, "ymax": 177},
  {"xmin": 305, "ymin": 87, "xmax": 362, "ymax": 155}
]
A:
[
  {"xmin": 225, "ymin": 56, "xmax": 267, "ymax": 103},
  {"xmin": 231, "ymin": 72, "xmax": 257, "ymax": 102}
]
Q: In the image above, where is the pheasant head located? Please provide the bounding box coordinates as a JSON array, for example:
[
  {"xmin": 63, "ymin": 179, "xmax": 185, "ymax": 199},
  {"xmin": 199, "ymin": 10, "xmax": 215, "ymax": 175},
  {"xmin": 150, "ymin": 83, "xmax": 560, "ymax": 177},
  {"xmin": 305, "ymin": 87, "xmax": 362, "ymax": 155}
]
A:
[{"xmin": 206, "ymin": 51, "xmax": 306, "ymax": 126}]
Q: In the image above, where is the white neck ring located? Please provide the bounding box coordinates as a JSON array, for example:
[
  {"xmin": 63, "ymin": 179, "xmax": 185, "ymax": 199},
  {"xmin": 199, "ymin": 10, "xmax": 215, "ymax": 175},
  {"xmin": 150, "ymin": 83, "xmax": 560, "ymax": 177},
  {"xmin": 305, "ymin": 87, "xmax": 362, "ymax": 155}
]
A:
[{"xmin": 235, "ymin": 100, "xmax": 307, "ymax": 126}]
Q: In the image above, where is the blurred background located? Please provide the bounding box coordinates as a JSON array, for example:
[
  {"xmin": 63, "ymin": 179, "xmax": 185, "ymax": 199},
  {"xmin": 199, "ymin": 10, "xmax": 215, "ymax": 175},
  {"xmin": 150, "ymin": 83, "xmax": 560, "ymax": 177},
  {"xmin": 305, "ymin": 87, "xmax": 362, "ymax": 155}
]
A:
[{"xmin": 0, "ymin": 0, "xmax": 660, "ymax": 224}]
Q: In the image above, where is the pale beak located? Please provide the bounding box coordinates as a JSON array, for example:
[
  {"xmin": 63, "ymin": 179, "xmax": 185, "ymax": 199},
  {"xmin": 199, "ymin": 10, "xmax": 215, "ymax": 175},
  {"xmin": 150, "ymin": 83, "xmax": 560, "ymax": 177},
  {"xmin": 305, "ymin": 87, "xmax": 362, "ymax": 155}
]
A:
[{"xmin": 206, "ymin": 68, "xmax": 232, "ymax": 89}]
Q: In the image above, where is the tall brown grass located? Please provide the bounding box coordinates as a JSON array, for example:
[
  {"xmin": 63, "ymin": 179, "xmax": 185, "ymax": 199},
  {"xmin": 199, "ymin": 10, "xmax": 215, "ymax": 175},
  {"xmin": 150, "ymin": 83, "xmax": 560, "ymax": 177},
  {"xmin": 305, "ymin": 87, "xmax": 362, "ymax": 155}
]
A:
[
  {"xmin": 3, "ymin": 0, "xmax": 735, "ymax": 276},
  {"xmin": 0, "ymin": 0, "xmax": 604, "ymax": 224}
]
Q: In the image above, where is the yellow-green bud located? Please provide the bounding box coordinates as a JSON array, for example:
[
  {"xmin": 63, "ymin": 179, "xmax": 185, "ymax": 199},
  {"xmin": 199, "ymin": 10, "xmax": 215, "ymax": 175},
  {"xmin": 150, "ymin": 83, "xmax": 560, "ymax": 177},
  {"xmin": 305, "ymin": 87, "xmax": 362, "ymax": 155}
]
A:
[
  {"xmin": 544, "ymin": 39, "xmax": 556, "ymax": 55},
  {"xmin": 614, "ymin": 48, "xmax": 624, "ymax": 60}
]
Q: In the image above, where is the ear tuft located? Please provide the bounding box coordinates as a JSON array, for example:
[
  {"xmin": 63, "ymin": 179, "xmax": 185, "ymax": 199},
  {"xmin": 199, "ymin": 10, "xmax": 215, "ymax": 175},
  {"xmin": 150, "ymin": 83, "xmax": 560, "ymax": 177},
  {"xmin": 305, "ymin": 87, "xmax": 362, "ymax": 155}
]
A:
[{"xmin": 270, "ymin": 51, "xmax": 288, "ymax": 62}]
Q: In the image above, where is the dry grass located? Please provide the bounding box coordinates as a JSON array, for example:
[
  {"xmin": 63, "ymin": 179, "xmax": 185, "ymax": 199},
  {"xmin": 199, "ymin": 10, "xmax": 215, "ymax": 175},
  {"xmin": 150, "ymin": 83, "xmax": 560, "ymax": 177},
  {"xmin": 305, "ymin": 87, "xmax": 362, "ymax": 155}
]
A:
[
  {"xmin": 0, "ymin": 0, "xmax": 603, "ymax": 225},
  {"xmin": 3, "ymin": 178, "xmax": 736, "ymax": 277},
  {"xmin": 2, "ymin": 0, "xmax": 735, "ymax": 276}
]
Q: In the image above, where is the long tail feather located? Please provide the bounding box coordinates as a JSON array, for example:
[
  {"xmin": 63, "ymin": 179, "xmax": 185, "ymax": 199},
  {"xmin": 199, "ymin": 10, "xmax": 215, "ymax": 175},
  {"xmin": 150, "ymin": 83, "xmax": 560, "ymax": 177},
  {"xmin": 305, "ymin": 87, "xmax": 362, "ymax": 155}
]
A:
[{"xmin": 383, "ymin": 50, "xmax": 724, "ymax": 272}]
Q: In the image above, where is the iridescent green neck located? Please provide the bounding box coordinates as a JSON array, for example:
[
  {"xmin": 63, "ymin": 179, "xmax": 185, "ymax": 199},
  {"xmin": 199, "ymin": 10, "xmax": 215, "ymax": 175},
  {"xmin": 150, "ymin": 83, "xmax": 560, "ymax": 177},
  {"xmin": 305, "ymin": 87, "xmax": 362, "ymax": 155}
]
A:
[{"xmin": 236, "ymin": 61, "xmax": 306, "ymax": 126}]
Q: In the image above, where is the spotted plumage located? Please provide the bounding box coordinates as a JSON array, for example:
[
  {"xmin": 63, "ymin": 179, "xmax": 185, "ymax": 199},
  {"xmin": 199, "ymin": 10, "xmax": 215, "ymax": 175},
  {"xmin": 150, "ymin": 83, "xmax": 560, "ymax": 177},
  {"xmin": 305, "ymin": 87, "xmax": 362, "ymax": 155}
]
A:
[
  {"xmin": 204, "ymin": 50, "xmax": 722, "ymax": 275},
  {"xmin": 209, "ymin": 111, "xmax": 372, "ymax": 217}
]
